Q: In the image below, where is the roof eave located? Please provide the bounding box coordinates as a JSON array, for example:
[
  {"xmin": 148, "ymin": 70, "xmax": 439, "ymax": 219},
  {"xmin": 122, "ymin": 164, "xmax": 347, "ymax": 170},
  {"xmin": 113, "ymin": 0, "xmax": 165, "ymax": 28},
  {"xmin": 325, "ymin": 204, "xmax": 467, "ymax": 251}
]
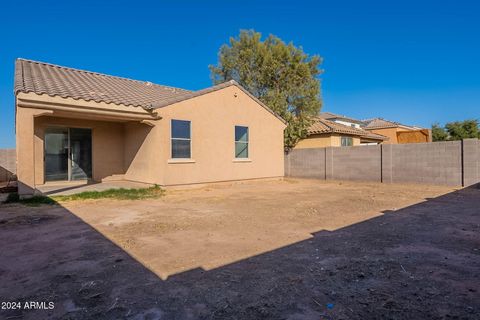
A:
[{"xmin": 16, "ymin": 92, "xmax": 161, "ymax": 121}]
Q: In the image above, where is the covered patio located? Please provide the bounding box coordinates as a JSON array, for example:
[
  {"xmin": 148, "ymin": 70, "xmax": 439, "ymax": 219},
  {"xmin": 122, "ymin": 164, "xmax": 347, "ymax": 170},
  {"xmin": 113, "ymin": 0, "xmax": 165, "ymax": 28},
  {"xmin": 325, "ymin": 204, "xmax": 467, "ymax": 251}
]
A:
[{"xmin": 16, "ymin": 93, "xmax": 160, "ymax": 196}]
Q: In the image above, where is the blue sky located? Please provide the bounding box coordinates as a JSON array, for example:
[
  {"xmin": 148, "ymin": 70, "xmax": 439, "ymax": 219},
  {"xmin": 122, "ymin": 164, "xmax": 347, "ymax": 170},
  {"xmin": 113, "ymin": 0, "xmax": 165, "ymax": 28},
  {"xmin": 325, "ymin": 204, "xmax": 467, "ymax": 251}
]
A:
[{"xmin": 1, "ymin": 0, "xmax": 478, "ymax": 148}]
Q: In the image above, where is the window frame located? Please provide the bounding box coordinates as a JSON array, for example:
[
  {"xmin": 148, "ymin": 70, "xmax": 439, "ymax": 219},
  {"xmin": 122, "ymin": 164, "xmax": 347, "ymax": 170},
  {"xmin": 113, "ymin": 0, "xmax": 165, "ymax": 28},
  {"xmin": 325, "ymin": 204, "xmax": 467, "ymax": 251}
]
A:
[
  {"xmin": 170, "ymin": 119, "xmax": 192, "ymax": 159},
  {"xmin": 341, "ymin": 136, "xmax": 353, "ymax": 147},
  {"xmin": 234, "ymin": 125, "xmax": 249, "ymax": 159}
]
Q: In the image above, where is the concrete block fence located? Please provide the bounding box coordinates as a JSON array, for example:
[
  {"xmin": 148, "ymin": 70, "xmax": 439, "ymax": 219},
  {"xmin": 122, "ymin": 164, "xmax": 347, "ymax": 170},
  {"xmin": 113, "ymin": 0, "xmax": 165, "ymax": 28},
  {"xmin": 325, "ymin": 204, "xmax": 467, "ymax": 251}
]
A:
[
  {"xmin": 285, "ymin": 139, "xmax": 480, "ymax": 187},
  {"xmin": 0, "ymin": 149, "xmax": 16, "ymax": 183}
]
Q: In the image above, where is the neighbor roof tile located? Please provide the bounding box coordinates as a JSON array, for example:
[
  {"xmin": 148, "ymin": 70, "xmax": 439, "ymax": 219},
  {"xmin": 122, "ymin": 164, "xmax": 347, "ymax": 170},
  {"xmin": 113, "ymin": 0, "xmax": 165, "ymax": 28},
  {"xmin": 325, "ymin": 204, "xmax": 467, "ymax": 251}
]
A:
[
  {"xmin": 363, "ymin": 118, "xmax": 402, "ymax": 129},
  {"xmin": 308, "ymin": 118, "xmax": 388, "ymax": 140}
]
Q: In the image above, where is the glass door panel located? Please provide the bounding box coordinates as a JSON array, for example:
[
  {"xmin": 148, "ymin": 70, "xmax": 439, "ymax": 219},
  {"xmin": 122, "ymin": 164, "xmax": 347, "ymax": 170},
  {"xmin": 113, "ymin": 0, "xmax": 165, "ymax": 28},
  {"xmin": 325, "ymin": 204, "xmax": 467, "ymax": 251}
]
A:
[
  {"xmin": 44, "ymin": 128, "xmax": 69, "ymax": 181},
  {"xmin": 70, "ymin": 128, "xmax": 92, "ymax": 180}
]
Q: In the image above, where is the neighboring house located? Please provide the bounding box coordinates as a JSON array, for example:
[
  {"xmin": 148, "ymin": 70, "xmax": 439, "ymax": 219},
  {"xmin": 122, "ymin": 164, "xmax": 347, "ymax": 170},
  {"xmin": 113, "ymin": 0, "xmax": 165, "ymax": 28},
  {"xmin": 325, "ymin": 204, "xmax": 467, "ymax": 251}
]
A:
[
  {"xmin": 295, "ymin": 117, "xmax": 388, "ymax": 149},
  {"xmin": 363, "ymin": 118, "xmax": 432, "ymax": 144},
  {"xmin": 14, "ymin": 59, "xmax": 286, "ymax": 195},
  {"xmin": 317, "ymin": 112, "xmax": 431, "ymax": 145},
  {"xmin": 317, "ymin": 112, "xmax": 365, "ymax": 129}
]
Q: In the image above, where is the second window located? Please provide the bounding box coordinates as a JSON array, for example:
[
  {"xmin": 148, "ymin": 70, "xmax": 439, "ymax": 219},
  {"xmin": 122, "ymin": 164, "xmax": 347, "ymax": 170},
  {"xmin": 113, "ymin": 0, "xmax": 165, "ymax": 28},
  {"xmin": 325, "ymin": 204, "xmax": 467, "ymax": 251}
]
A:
[
  {"xmin": 235, "ymin": 126, "xmax": 249, "ymax": 158},
  {"xmin": 341, "ymin": 136, "xmax": 353, "ymax": 147}
]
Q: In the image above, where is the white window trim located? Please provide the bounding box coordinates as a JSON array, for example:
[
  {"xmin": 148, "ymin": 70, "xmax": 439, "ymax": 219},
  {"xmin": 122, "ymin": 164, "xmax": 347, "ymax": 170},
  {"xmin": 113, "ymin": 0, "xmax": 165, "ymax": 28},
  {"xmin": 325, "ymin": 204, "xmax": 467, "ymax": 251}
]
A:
[
  {"xmin": 234, "ymin": 125, "xmax": 249, "ymax": 159},
  {"xmin": 167, "ymin": 159, "xmax": 196, "ymax": 164},
  {"xmin": 341, "ymin": 136, "xmax": 353, "ymax": 147},
  {"xmin": 170, "ymin": 119, "xmax": 192, "ymax": 160}
]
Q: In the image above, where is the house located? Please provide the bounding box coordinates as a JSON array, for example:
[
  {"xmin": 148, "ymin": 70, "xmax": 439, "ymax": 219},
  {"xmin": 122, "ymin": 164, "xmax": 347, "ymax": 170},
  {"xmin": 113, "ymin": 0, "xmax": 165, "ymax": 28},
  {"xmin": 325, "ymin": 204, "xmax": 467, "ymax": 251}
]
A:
[
  {"xmin": 296, "ymin": 111, "xmax": 432, "ymax": 149},
  {"xmin": 307, "ymin": 112, "xmax": 431, "ymax": 145},
  {"xmin": 363, "ymin": 118, "xmax": 432, "ymax": 144},
  {"xmin": 294, "ymin": 117, "xmax": 388, "ymax": 149},
  {"xmin": 14, "ymin": 59, "xmax": 286, "ymax": 196}
]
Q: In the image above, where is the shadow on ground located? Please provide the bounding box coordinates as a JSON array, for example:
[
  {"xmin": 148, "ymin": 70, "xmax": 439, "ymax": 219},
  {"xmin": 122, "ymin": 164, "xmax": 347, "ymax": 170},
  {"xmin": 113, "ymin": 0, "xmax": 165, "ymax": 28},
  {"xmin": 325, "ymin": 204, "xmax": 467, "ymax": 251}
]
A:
[{"xmin": 0, "ymin": 185, "xmax": 479, "ymax": 319}]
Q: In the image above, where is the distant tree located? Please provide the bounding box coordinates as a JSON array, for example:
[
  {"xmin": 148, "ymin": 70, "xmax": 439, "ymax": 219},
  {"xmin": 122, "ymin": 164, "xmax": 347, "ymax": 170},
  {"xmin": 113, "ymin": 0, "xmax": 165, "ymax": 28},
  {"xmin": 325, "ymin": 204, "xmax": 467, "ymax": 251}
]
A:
[
  {"xmin": 210, "ymin": 30, "xmax": 323, "ymax": 151},
  {"xmin": 445, "ymin": 119, "xmax": 480, "ymax": 140},
  {"xmin": 432, "ymin": 119, "xmax": 480, "ymax": 141},
  {"xmin": 432, "ymin": 123, "xmax": 448, "ymax": 141}
]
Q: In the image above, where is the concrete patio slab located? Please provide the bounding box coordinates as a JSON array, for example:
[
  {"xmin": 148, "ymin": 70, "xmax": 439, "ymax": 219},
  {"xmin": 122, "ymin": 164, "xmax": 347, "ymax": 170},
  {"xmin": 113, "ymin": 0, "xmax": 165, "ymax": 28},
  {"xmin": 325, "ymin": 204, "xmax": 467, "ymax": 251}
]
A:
[{"xmin": 36, "ymin": 180, "xmax": 154, "ymax": 196}]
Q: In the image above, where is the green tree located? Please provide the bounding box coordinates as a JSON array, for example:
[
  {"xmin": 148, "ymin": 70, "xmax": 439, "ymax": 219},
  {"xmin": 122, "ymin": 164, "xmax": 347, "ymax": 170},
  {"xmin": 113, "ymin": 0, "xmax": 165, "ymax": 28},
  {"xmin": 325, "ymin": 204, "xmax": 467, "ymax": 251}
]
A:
[
  {"xmin": 432, "ymin": 119, "xmax": 480, "ymax": 141},
  {"xmin": 445, "ymin": 119, "xmax": 480, "ymax": 140},
  {"xmin": 210, "ymin": 30, "xmax": 323, "ymax": 151},
  {"xmin": 431, "ymin": 122, "xmax": 448, "ymax": 141}
]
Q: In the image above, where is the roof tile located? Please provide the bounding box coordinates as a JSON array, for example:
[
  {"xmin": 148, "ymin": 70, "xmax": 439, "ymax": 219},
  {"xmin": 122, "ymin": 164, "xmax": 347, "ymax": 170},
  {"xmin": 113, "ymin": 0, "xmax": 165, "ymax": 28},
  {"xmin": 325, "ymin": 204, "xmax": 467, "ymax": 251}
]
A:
[
  {"xmin": 308, "ymin": 118, "xmax": 388, "ymax": 140},
  {"xmin": 14, "ymin": 59, "xmax": 286, "ymax": 124},
  {"xmin": 14, "ymin": 59, "xmax": 191, "ymax": 109}
]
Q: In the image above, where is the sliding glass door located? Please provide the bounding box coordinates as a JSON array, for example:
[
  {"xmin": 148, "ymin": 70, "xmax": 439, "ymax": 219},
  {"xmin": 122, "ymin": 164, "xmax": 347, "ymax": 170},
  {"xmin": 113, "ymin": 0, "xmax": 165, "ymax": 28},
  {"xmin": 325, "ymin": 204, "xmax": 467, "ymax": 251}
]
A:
[
  {"xmin": 70, "ymin": 128, "xmax": 92, "ymax": 180},
  {"xmin": 44, "ymin": 128, "xmax": 92, "ymax": 182},
  {"xmin": 45, "ymin": 128, "xmax": 69, "ymax": 181}
]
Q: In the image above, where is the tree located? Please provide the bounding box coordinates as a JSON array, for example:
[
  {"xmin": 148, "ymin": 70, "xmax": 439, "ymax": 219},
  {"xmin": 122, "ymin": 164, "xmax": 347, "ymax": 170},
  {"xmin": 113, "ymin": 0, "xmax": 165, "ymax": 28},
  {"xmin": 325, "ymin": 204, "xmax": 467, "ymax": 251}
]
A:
[
  {"xmin": 210, "ymin": 30, "xmax": 323, "ymax": 151},
  {"xmin": 432, "ymin": 123, "xmax": 448, "ymax": 141},
  {"xmin": 445, "ymin": 120, "xmax": 480, "ymax": 140},
  {"xmin": 431, "ymin": 119, "xmax": 480, "ymax": 141}
]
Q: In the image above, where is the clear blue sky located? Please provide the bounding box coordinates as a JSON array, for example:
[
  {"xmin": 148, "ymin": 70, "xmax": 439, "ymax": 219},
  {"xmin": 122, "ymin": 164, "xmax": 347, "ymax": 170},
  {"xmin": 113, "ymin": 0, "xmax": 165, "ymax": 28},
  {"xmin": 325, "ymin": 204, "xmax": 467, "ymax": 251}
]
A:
[{"xmin": 1, "ymin": 0, "xmax": 478, "ymax": 148}]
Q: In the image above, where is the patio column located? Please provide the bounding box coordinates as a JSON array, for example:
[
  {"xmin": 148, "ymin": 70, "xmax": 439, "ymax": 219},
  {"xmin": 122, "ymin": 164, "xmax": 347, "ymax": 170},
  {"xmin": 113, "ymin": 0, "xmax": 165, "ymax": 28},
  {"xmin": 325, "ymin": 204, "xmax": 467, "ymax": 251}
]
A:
[{"xmin": 16, "ymin": 107, "xmax": 52, "ymax": 196}]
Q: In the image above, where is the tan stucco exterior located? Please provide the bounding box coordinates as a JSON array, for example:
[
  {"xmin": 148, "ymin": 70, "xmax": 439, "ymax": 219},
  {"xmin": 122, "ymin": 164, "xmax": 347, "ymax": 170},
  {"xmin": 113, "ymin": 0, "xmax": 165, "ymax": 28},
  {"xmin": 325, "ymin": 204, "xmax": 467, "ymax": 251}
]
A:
[
  {"xmin": 294, "ymin": 134, "xmax": 361, "ymax": 149},
  {"xmin": 15, "ymin": 85, "xmax": 286, "ymax": 195},
  {"xmin": 366, "ymin": 128, "xmax": 402, "ymax": 144},
  {"xmin": 367, "ymin": 127, "xmax": 431, "ymax": 144}
]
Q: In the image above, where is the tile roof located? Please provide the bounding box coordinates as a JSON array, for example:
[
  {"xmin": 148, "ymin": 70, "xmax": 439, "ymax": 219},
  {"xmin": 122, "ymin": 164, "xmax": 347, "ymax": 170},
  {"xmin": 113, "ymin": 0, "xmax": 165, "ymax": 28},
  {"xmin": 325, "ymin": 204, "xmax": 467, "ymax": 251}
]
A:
[
  {"xmin": 318, "ymin": 112, "xmax": 365, "ymax": 124},
  {"xmin": 319, "ymin": 113, "xmax": 422, "ymax": 131},
  {"xmin": 308, "ymin": 118, "xmax": 388, "ymax": 140},
  {"xmin": 14, "ymin": 59, "xmax": 286, "ymax": 124},
  {"xmin": 361, "ymin": 131, "xmax": 389, "ymax": 141},
  {"xmin": 14, "ymin": 59, "xmax": 191, "ymax": 109},
  {"xmin": 317, "ymin": 112, "xmax": 342, "ymax": 119},
  {"xmin": 363, "ymin": 118, "xmax": 401, "ymax": 129},
  {"xmin": 363, "ymin": 117, "xmax": 420, "ymax": 130}
]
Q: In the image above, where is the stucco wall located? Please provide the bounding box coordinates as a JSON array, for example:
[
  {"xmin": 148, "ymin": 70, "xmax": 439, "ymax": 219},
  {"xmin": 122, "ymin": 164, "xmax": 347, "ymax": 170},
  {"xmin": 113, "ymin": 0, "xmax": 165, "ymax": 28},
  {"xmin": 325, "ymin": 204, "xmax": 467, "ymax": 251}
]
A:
[
  {"xmin": 367, "ymin": 128, "xmax": 399, "ymax": 144},
  {"xmin": 295, "ymin": 134, "xmax": 360, "ymax": 149},
  {"xmin": 33, "ymin": 116, "xmax": 126, "ymax": 184},
  {"xmin": 123, "ymin": 122, "xmax": 158, "ymax": 184},
  {"xmin": 295, "ymin": 135, "xmax": 333, "ymax": 149},
  {"xmin": 285, "ymin": 139, "xmax": 480, "ymax": 187},
  {"xmin": 330, "ymin": 135, "xmax": 361, "ymax": 147},
  {"xmin": 368, "ymin": 127, "xmax": 430, "ymax": 144},
  {"xmin": 151, "ymin": 85, "xmax": 286, "ymax": 186},
  {"xmin": 16, "ymin": 85, "xmax": 285, "ymax": 194}
]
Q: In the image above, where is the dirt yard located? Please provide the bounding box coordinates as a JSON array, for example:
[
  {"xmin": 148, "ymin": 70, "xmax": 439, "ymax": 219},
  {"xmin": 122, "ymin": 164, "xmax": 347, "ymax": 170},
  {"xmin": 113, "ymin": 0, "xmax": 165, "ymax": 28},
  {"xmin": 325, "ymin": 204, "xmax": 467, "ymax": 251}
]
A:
[{"xmin": 0, "ymin": 179, "xmax": 479, "ymax": 319}]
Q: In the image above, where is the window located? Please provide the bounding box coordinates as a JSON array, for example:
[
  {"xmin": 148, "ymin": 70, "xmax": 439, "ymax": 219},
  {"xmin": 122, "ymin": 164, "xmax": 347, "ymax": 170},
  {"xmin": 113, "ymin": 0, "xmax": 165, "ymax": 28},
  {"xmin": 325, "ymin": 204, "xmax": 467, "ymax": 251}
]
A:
[
  {"xmin": 235, "ymin": 126, "xmax": 249, "ymax": 158},
  {"xmin": 341, "ymin": 136, "xmax": 353, "ymax": 147},
  {"xmin": 171, "ymin": 120, "xmax": 191, "ymax": 158}
]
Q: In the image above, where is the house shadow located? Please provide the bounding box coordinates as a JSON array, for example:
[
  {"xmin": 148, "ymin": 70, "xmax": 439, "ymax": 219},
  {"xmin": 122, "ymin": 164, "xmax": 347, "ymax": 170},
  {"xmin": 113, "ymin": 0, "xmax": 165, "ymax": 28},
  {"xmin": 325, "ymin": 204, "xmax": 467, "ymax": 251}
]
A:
[{"xmin": 0, "ymin": 185, "xmax": 479, "ymax": 319}]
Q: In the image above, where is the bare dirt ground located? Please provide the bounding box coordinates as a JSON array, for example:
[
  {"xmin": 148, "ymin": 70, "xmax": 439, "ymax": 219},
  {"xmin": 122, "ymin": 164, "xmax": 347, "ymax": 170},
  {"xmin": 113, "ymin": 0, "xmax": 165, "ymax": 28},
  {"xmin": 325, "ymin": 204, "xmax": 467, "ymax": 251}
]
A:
[{"xmin": 0, "ymin": 179, "xmax": 479, "ymax": 319}]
